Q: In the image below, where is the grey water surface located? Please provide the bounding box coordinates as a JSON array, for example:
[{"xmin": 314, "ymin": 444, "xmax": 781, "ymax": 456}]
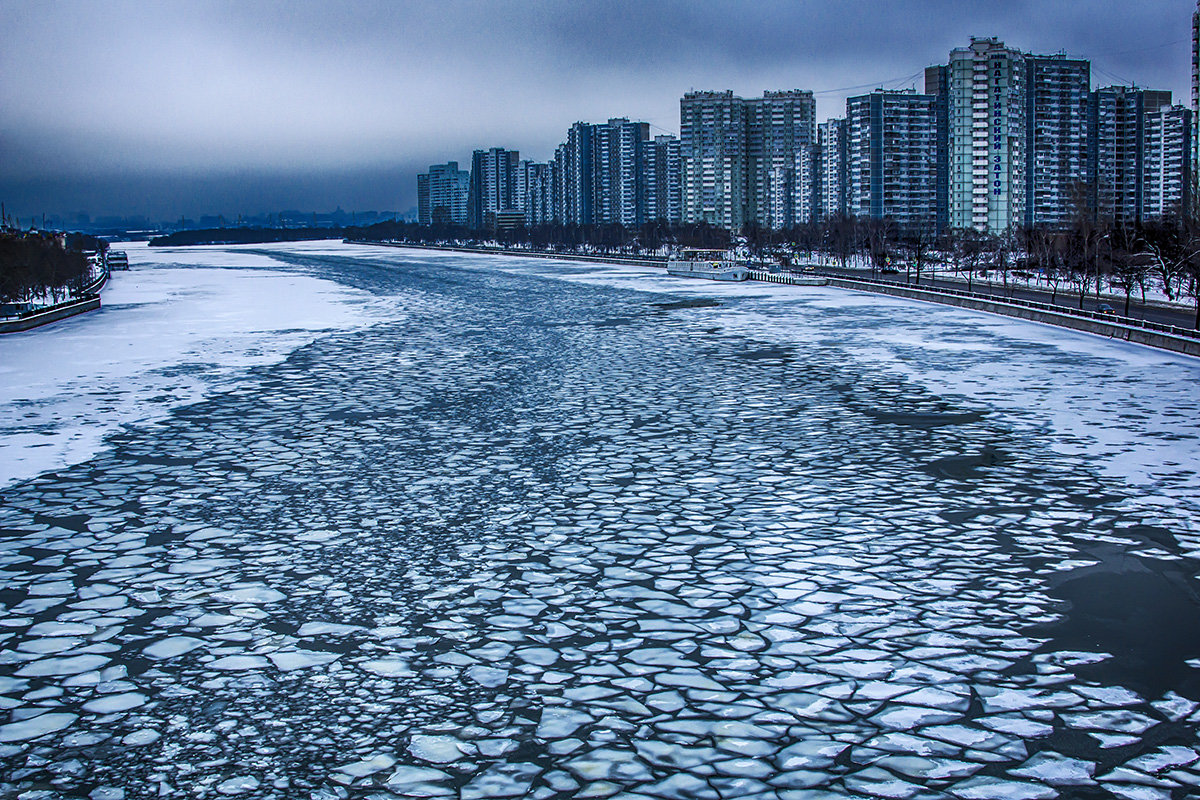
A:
[{"xmin": 2, "ymin": 249, "xmax": 1199, "ymax": 799}]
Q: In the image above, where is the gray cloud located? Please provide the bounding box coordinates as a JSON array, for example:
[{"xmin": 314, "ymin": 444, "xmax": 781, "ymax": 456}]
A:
[{"xmin": 1, "ymin": 0, "xmax": 1193, "ymax": 220}]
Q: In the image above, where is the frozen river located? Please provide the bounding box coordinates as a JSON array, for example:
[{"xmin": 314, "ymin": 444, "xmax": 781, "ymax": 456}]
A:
[{"xmin": 2, "ymin": 241, "xmax": 1200, "ymax": 799}]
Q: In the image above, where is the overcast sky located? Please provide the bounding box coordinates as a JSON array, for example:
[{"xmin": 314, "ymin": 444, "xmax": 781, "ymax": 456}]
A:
[{"xmin": 1, "ymin": 0, "xmax": 1194, "ymax": 221}]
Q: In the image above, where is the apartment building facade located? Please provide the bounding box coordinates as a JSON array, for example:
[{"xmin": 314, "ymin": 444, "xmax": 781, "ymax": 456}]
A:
[
  {"xmin": 846, "ymin": 90, "xmax": 939, "ymax": 235},
  {"xmin": 417, "ymin": 161, "xmax": 470, "ymax": 226}
]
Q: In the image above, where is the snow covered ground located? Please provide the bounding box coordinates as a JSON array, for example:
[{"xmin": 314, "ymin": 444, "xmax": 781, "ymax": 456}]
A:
[{"xmin": 0, "ymin": 241, "xmax": 385, "ymax": 488}]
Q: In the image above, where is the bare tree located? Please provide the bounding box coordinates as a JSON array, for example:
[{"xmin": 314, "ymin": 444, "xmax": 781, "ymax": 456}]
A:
[
  {"xmin": 953, "ymin": 228, "xmax": 988, "ymax": 292},
  {"xmin": 863, "ymin": 217, "xmax": 896, "ymax": 277},
  {"xmin": 1107, "ymin": 221, "xmax": 1149, "ymax": 317},
  {"xmin": 825, "ymin": 213, "xmax": 856, "ymax": 269},
  {"xmin": 904, "ymin": 226, "xmax": 935, "ymax": 286}
]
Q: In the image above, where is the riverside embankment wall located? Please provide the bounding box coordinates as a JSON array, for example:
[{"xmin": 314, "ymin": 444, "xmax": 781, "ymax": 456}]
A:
[
  {"xmin": 0, "ymin": 297, "xmax": 102, "ymax": 333},
  {"xmin": 0, "ymin": 265, "xmax": 109, "ymax": 334}
]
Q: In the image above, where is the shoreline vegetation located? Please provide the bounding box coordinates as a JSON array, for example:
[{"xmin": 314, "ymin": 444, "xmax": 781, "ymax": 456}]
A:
[
  {"xmin": 0, "ymin": 229, "xmax": 108, "ymax": 316},
  {"xmin": 149, "ymin": 226, "xmax": 356, "ymax": 247}
]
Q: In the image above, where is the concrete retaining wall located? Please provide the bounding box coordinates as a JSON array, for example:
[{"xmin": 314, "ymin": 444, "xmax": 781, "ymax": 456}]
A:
[
  {"xmin": 0, "ymin": 297, "xmax": 101, "ymax": 334},
  {"xmin": 827, "ymin": 278, "xmax": 1200, "ymax": 358}
]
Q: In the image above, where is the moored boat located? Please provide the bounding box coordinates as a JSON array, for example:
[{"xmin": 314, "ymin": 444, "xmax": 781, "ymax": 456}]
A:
[{"xmin": 666, "ymin": 249, "xmax": 748, "ymax": 281}]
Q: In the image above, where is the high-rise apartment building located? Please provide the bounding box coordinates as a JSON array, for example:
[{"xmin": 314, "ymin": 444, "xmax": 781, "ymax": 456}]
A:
[
  {"xmin": 680, "ymin": 91, "xmax": 750, "ymax": 230},
  {"xmin": 945, "ymin": 37, "xmax": 1027, "ymax": 235},
  {"xmin": 417, "ymin": 173, "xmax": 429, "ymax": 225},
  {"xmin": 417, "ymin": 161, "xmax": 470, "ymax": 226},
  {"xmin": 751, "ymin": 90, "xmax": 817, "ymax": 229},
  {"xmin": 924, "ymin": 66, "xmax": 951, "ymax": 233},
  {"xmin": 514, "ymin": 161, "xmax": 554, "ymax": 226},
  {"xmin": 1024, "ymin": 55, "xmax": 1091, "ymax": 228},
  {"xmin": 551, "ymin": 142, "xmax": 570, "ymax": 226},
  {"xmin": 816, "ymin": 119, "xmax": 848, "ymax": 221},
  {"xmin": 1143, "ymin": 104, "xmax": 1194, "ymax": 220},
  {"xmin": 641, "ymin": 135, "xmax": 683, "ymax": 224},
  {"xmin": 680, "ymin": 90, "xmax": 816, "ymax": 230},
  {"xmin": 792, "ymin": 145, "xmax": 817, "ymax": 227},
  {"xmin": 1193, "ymin": 3, "xmax": 1198, "ymax": 174},
  {"xmin": 1090, "ymin": 86, "xmax": 1148, "ymax": 224},
  {"xmin": 846, "ymin": 90, "xmax": 939, "ymax": 236},
  {"xmin": 592, "ymin": 119, "xmax": 650, "ymax": 227},
  {"xmin": 938, "ymin": 40, "xmax": 1096, "ymax": 233},
  {"xmin": 561, "ymin": 126, "xmax": 592, "ymax": 226},
  {"xmin": 468, "ymin": 148, "xmax": 520, "ymax": 229},
  {"xmin": 553, "ymin": 118, "xmax": 658, "ymax": 226},
  {"xmin": 1089, "ymin": 88, "xmax": 1173, "ymax": 224}
]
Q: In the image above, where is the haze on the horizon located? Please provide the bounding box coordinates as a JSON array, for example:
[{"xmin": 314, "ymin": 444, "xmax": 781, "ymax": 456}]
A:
[{"xmin": 1, "ymin": 0, "xmax": 1193, "ymax": 221}]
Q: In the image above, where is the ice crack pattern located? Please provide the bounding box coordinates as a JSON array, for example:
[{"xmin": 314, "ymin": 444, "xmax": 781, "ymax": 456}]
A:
[{"xmin": 2, "ymin": 243, "xmax": 1200, "ymax": 799}]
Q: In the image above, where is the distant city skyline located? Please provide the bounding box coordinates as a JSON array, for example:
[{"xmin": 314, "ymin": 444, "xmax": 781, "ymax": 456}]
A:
[{"xmin": 1, "ymin": 0, "xmax": 1194, "ymax": 220}]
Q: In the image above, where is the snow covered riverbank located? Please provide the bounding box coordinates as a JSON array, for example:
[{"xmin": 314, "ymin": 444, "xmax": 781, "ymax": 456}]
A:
[{"xmin": 0, "ymin": 241, "xmax": 383, "ymax": 488}]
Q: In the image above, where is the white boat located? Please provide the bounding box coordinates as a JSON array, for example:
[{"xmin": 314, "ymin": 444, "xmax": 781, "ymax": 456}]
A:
[
  {"xmin": 108, "ymin": 251, "xmax": 129, "ymax": 270},
  {"xmin": 666, "ymin": 249, "xmax": 748, "ymax": 281}
]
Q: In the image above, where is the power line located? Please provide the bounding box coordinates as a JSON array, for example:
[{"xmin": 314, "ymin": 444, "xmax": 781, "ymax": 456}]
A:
[
  {"xmin": 1093, "ymin": 64, "xmax": 1141, "ymax": 88},
  {"xmin": 812, "ymin": 70, "xmax": 926, "ymax": 95},
  {"xmin": 1093, "ymin": 36, "xmax": 1189, "ymax": 59}
]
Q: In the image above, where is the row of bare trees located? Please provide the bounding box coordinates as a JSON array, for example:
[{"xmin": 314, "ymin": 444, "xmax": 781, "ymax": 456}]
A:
[
  {"xmin": 0, "ymin": 230, "xmax": 104, "ymax": 307},
  {"xmin": 750, "ymin": 202, "xmax": 1200, "ymax": 327},
  {"xmin": 1019, "ymin": 216, "xmax": 1200, "ymax": 317},
  {"xmin": 348, "ymin": 219, "xmax": 733, "ymax": 255}
]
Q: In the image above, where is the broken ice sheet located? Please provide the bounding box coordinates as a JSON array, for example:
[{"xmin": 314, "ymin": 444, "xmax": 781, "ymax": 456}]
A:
[{"xmin": 1, "ymin": 242, "xmax": 1199, "ymax": 796}]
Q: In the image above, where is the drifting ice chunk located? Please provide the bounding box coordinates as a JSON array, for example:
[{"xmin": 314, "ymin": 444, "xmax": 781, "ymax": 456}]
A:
[
  {"xmin": 0, "ymin": 712, "xmax": 76, "ymax": 742},
  {"xmin": 215, "ymin": 775, "xmax": 260, "ymax": 795},
  {"xmin": 27, "ymin": 622, "xmax": 96, "ymax": 637},
  {"xmin": 210, "ymin": 585, "xmax": 286, "ymax": 604},
  {"xmin": 386, "ymin": 764, "xmax": 452, "ymax": 789},
  {"xmin": 296, "ymin": 530, "xmax": 340, "ymax": 542},
  {"xmin": 143, "ymin": 637, "xmax": 204, "ymax": 660},
  {"xmin": 337, "ymin": 753, "xmax": 396, "ymax": 777},
  {"xmin": 409, "ymin": 734, "xmax": 467, "ymax": 763},
  {"xmin": 122, "ymin": 729, "xmax": 161, "ymax": 746},
  {"xmin": 363, "ymin": 658, "xmax": 415, "ymax": 678},
  {"xmin": 461, "ymin": 763, "xmax": 542, "ymax": 799},
  {"xmin": 467, "ymin": 666, "xmax": 508, "ymax": 687},
  {"xmin": 268, "ymin": 650, "xmax": 340, "ymax": 671},
  {"xmin": 16, "ymin": 655, "xmax": 109, "ymax": 677},
  {"xmin": 536, "ymin": 707, "xmax": 593, "ymax": 738},
  {"xmin": 297, "ymin": 622, "xmax": 364, "ymax": 637},
  {"xmin": 950, "ymin": 776, "xmax": 1056, "ymax": 799},
  {"xmin": 210, "ymin": 655, "xmax": 270, "ymax": 671},
  {"xmin": 83, "ymin": 692, "xmax": 147, "ymax": 714},
  {"xmin": 1009, "ymin": 752, "xmax": 1096, "ymax": 785},
  {"xmin": 566, "ymin": 748, "xmax": 653, "ymax": 782}
]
